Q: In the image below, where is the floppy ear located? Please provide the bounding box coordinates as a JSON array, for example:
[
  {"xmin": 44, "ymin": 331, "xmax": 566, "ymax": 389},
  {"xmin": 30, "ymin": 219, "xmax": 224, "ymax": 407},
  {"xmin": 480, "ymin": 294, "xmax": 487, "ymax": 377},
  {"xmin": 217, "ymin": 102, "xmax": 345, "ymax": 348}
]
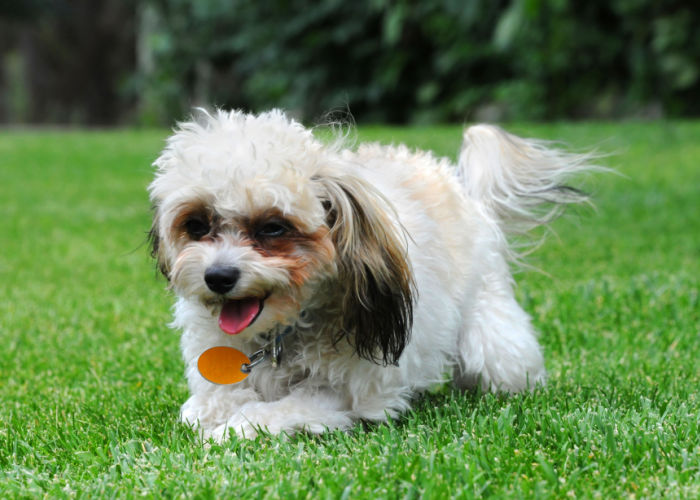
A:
[
  {"xmin": 316, "ymin": 172, "xmax": 415, "ymax": 366},
  {"xmin": 148, "ymin": 209, "xmax": 170, "ymax": 279}
]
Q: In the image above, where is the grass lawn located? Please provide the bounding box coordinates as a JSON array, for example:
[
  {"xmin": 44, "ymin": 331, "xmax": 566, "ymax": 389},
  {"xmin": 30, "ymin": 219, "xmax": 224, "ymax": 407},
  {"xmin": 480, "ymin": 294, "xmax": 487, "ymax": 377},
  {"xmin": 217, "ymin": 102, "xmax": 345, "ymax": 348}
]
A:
[{"xmin": 1, "ymin": 121, "xmax": 698, "ymax": 498}]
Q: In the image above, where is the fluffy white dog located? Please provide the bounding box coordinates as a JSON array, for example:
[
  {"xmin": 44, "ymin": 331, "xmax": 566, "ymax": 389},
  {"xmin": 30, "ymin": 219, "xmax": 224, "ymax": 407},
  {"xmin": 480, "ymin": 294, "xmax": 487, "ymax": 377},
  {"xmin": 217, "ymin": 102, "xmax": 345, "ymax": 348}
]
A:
[{"xmin": 148, "ymin": 109, "xmax": 592, "ymax": 441}]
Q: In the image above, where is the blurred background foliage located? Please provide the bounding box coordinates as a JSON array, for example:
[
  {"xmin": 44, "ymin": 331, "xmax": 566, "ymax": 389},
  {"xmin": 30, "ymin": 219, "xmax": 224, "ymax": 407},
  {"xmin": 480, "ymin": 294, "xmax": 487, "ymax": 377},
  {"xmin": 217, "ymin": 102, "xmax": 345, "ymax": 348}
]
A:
[{"xmin": 1, "ymin": 0, "xmax": 698, "ymax": 125}]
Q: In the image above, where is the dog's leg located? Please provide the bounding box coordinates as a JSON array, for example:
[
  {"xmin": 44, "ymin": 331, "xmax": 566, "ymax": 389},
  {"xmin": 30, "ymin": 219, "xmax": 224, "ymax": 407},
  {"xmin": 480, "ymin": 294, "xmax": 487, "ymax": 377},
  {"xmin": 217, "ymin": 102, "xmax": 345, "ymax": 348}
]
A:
[
  {"xmin": 180, "ymin": 386, "xmax": 262, "ymax": 438},
  {"xmin": 453, "ymin": 256, "xmax": 546, "ymax": 393},
  {"xmin": 208, "ymin": 387, "xmax": 352, "ymax": 441}
]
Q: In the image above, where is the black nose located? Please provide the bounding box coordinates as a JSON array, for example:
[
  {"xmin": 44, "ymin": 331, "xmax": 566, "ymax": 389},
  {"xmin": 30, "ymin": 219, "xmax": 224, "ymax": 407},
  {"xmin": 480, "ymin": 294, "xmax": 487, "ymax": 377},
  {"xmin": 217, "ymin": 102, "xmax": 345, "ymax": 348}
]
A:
[{"xmin": 204, "ymin": 266, "xmax": 240, "ymax": 294}]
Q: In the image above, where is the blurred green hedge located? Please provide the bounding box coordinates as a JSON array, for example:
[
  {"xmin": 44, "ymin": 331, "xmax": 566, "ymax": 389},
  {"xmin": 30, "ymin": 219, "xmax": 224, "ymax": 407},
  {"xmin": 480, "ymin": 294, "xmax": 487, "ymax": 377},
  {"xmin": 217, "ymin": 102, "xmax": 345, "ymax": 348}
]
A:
[
  {"xmin": 136, "ymin": 0, "xmax": 700, "ymax": 123},
  {"xmin": 2, "ymin": 0, "xmax": 698, "ymax": 124}
]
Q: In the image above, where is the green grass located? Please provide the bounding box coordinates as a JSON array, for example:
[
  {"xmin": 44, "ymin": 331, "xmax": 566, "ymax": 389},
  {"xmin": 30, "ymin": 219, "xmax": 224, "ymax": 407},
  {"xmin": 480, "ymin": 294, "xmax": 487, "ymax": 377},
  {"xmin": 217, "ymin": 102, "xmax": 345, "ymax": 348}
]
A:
[{"xmin": 1, "ymin": 122, "xmax": 698, "ymax": 498}]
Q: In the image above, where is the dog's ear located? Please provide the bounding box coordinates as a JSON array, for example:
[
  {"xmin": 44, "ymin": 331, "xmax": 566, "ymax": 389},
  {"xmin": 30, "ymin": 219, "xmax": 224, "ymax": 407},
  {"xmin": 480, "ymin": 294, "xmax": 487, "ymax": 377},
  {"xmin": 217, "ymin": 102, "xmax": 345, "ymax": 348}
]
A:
[
  {"xmin": 316, "ymin": 172, "xmax": 414, "ymax": 366},
  {"xmin": 148, "ymin": 210, "xmax": 170, "ymax": 279}
]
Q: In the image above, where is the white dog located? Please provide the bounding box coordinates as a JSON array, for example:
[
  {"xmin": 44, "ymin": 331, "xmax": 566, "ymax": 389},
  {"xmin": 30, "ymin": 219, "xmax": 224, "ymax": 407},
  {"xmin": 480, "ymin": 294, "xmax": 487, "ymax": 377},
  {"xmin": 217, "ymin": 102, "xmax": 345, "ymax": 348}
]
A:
[{"xmin": 148, "ymin": 109, "xmax": 592, "ymax": 441}]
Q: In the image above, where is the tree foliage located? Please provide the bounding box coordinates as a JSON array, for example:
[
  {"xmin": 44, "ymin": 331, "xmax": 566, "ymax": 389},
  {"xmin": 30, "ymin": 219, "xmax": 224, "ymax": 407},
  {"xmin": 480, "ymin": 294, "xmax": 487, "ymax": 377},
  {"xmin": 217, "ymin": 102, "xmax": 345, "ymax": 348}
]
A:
[
  {"xmin": 1, "ymin": 0, "xmax": 699, "ymax": 124},
  {"xmin": 138, "ymin": 0, "xmax": 700, "ymax": 123}
]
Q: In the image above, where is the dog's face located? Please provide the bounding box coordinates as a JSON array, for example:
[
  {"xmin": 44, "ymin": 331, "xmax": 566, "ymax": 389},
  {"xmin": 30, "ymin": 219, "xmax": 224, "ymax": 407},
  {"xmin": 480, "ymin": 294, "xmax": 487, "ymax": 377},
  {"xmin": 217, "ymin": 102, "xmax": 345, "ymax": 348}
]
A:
[{"xmin": 149, "ymin": 110, "xmax": 413, "ymax": 364}]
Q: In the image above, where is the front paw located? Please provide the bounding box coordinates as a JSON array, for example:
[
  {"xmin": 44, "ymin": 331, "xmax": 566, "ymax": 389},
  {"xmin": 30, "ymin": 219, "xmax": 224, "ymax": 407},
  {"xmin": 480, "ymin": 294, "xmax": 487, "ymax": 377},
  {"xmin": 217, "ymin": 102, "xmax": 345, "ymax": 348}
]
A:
[
  {"xmin": 180, "ymin": 394, "xmax": 220, "ymax": 430},
  {"xmin": 179, "ymin": 388, "xmax": 261, "ymax": 431},
  {"xmin": 180, "ymin": 403, "xmax": 260, "ymax": 442},
  {"xmin": 207, "ymin": 417, "xmax": 260, "ymax": 442},
  {"xmin": 180, "ymin": 396, "xmax": 202, "ymax": 427},
  {"xmin": 206, "ymin": 401, "xmax": 284, "ymax": 441}
]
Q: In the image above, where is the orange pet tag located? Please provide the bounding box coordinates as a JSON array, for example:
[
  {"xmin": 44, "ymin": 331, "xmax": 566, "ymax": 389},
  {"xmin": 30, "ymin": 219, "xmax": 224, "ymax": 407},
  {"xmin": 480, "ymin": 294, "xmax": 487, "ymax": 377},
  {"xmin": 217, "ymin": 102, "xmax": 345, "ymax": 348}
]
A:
[{"xmin": 197, "ymin": 346, "xmax": 250, "ymax": 385}]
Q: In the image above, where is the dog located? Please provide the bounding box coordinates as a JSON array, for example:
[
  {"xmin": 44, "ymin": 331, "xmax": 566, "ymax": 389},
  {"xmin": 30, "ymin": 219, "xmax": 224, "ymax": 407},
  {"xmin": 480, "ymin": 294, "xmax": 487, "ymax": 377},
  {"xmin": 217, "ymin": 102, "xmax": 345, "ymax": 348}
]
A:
[{"xmin": 148, "ymin": 109, "xmax": 592, "ymax": 441}]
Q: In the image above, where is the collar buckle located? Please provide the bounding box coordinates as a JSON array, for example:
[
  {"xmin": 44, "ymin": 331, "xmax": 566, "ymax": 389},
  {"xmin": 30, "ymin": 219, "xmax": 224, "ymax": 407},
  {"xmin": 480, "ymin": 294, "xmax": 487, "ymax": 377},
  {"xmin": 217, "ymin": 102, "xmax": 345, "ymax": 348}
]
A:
[{"xmin": 240, "ymin": 324, "xmax": 295, "ymax": 374}]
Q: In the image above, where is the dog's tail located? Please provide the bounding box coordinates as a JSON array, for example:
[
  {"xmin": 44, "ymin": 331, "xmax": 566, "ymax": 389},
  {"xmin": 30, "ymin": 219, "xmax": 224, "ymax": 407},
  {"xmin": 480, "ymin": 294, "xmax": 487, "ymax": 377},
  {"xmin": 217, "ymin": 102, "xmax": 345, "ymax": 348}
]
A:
[{"xmin": 456, "ymin": 124, "xmax": 597, "ymax": 236}]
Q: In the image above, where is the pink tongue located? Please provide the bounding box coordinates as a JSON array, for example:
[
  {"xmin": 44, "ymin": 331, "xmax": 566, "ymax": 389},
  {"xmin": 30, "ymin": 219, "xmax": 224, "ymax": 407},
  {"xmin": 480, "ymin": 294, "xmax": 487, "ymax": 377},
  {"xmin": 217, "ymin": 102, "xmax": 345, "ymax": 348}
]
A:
[{"xmin": 218, "ymin": 298, "xmax": 262, "ymax": 335}]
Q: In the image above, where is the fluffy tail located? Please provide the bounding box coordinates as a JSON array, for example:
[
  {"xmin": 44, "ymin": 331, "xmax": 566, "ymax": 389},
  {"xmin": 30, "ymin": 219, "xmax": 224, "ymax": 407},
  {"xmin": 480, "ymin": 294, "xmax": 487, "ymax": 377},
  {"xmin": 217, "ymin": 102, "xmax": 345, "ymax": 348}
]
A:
[{"xmin": 457, "ymin": 124, "xmax": 596, "ymax": 235}]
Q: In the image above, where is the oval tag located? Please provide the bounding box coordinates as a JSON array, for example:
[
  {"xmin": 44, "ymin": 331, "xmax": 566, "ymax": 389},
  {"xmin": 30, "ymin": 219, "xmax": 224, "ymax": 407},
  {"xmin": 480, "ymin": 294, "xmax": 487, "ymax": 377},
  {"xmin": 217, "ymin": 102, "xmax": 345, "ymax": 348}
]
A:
[{"xmin": 197, "ymin": 346, "xmax": 250, "ymax": 385}]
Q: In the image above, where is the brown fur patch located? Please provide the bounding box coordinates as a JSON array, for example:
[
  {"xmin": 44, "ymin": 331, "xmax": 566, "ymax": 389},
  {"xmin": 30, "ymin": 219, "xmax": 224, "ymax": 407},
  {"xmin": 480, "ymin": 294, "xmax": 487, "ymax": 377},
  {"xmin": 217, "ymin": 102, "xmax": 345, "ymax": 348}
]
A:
[
  {"xmin": 253, "ymin": 225, "xmax": 335, "ymax": 288},
  {"xmin": 171, "ymin": 200, "xmax": 219, "ymax": 243}
]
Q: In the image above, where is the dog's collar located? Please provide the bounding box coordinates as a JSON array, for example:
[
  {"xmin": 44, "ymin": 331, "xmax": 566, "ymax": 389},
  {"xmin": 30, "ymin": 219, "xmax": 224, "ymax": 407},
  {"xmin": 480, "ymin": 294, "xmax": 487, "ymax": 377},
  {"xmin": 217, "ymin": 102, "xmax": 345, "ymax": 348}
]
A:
[
  {"xmin": 197, "ymin": 312, "xmax": 306, "ymax": 385},
  {"xmin": 241, "ymin": 324, "xmax": 295, "ymax": 373}
]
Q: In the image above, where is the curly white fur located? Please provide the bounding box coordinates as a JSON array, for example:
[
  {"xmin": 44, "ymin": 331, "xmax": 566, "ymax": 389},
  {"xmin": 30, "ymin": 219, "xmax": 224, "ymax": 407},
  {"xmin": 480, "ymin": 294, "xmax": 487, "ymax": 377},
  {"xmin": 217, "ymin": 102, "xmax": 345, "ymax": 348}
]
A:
[{"xmin": 148, "ymin": 109, "xmax": 592, "ymax": 441}]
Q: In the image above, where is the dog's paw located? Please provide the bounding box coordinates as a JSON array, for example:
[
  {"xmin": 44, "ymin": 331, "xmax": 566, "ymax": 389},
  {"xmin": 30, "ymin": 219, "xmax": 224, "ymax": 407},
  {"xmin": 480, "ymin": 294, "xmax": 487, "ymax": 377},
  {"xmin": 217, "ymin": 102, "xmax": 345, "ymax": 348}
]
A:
[
  {"xmin": 180, "ymin": 388, "xmax": 262, "ymax": 429},
  {"xmin": 206, "ymin": 420, "xmax": 259, "ymax": 442},
  {"xmin": 218, "ymin": 402, "xmax": 276, "ymax": 440},
  {"xmin": 179, "ymin": 397, "xmax": 203, "ymax": 427},
  {"xmin": 204, "ymin": 401, "xmax": 294, "ymax": 441}
]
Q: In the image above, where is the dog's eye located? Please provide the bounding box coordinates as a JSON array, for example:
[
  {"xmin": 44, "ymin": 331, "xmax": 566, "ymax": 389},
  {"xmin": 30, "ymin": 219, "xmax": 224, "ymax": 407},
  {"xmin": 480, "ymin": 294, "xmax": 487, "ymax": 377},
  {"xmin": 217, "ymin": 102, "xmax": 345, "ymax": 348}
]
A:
[
  {"xmin": 256, "ymin": 221, "xmax": 289, "ymax": 238},
  {"xmin": 184, "ymin": 217, "xmax": 211, "ymax": 240}
]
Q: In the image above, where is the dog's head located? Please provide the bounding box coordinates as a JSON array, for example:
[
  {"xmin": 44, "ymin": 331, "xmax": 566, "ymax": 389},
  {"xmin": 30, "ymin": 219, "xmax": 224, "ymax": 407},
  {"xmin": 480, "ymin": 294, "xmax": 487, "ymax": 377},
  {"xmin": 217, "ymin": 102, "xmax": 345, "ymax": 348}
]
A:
[{"xmin": 148, "ymin": 110, "xmax": 413, "ymax": 365}]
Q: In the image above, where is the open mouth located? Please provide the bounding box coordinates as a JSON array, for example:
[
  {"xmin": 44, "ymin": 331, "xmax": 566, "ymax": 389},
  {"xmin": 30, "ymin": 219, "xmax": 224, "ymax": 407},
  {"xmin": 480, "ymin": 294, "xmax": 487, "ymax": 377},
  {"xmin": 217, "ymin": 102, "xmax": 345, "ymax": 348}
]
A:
[{"xmin": 218, "ymin": 297, "xmax": 264, "ymax": 335}]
